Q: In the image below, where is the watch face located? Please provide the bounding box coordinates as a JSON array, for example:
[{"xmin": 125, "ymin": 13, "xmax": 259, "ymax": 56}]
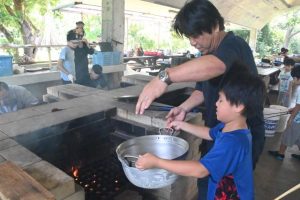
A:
[{"xmin": 159, "ymin": 70, "xmax": 165, "ymax": 79}]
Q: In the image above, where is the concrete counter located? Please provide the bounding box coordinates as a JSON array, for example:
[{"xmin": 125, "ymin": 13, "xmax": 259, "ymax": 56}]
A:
[{"xmin": 0, "ymin": 80, "xmax": 202, "ymax": 200}]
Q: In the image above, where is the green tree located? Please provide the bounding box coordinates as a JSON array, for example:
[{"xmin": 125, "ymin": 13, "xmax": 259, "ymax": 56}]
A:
[
  {"xmin": 256, "ymin": 24, "xmax": 283, "ymax": 58},
  {"xmin": 127, "ymin": 23, "xmax": 156, "ymax": 50},
  {"xmin": 0, "ymin": 0, "xmax": 59, "ymax": 58},
  {"xmin": 275, "ymin": 10, "xmax": 300, "ymax": 48},
  {"xmin": 230, "ymin": 29, "xmax": 250, "ymax": 43}
]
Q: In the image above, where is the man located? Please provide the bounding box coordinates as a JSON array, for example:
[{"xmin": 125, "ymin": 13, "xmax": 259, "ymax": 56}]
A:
[
  {"xmin": 67, "ymin": 21, "xmax": 85, "ymax": 40},
  {"xmin": 135, "ymin": 0, "xmax": 265, "ymax": 199},
  {"xmin": 0, "ymin": 81, "xmax": 39, "ymax": 114}
]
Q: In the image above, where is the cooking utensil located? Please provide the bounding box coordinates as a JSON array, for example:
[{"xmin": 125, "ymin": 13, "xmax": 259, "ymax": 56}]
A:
[
  {"xmin": 114, "ymin": 95, "xmax": 139, "ymax": 102},
  {"xmin": 122, "ymin": 155, "xmax": 139, "ymax": 167},
  {"xmin": 146, "ymin": 105, "xmax": 174, "ymax": 111},
  {"xmin": 116, "ymin": 135, "xmax": 189, "ymax": 189}
]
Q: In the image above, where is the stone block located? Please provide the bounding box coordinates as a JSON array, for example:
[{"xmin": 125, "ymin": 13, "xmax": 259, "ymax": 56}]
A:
[
  {"xmin": 0, "ymin": 145, "xmax": 41, "ymax": 168},
  {"xmin": 0, "ymin": 107, "xmax": 43, "ymax": 125},
  {"xmin": 0, "ymin": 138, "xmax": 18, "ymax": 151},
  {"xmin": 24, "ymin": 160, "xmax": 75, "ymax": 200},
  {"xmin": 0, "ymin": 155, "xmax": 5, "ymax": 163},
  {"xmin": 127, "ymin": 111, "xmax": 152, "ymax": 126},
  {"xmin": 0, "ymin": 131, "xmax": 8, "ymax": 141},
  {"xmin": 63, "ymin": 184, "xmax": 84, "ymax": 200}
]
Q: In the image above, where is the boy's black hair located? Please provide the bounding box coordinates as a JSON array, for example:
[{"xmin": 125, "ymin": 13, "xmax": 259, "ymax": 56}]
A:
[
  {"xmin": 67, "ymin": 31, "xmax": 77, "ymax": 41},
  {"xmin": 291, "ymin": 65, "xmax": 300, "ymax": 79},
  {"xmin": 173, "ymin": 0, "xmax": 225, "ymax": 38},
  {"xmin": 92, "ymin": 64, "xmax": 103, "ymax": 75},
  {"xmin": 283, "ymin": 57, "xmax": 295, "ymax": 66},
  {"xmin": 221, "ymin": 62, "xmax": 266, "ymax": 119},
  {"xmin": 0, "ymin": 81, "xmax": 9, "ymax": 91}
]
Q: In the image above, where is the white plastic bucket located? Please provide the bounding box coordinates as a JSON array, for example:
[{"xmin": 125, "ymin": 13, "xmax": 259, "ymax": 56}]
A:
[
  {"xmin": 270, "ymin": 105, "xmax": 290, "ymax": 133},
  {"xmin": 264, "ymin": 108, "xmax": 280, "ymax": 137}
]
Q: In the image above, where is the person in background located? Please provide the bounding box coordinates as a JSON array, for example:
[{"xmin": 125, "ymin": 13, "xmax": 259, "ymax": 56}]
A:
[
  {"xmin": 277, "ymin": 58, "xmax": 295, "ymax": 107},
  {"xmin": 136, "ymin": 63, "xmax": 266, "ymax": 200},
  {"xmin": 135, "ymin": 0, "xmax": 265, "ymax": 199},
  {"xmin": 0, "ymin": 81, "xmax": 39, "ymax": 114},
  {"xmin": 269, "ymin": 66, "xmax": 300, "ymax": 160},
  {"xmin": 90, "ymin": 64, "xmax": 108, "ymax": 89},
  {"xmin": 67, "ymin": 21, "xmax": 85, "ymax": 40},
  {"xmin": 74, "ymin": 32, "xmax": 94, "ymax": 87},
  {"xmin": 57, "ymin": 31, "xmax": 78, "ymax": 84}
]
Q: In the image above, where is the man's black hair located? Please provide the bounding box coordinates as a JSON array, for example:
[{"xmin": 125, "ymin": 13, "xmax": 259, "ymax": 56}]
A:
[
  {"xmin": 76, "ymin": 21, "xmax": 85, "ymax": 25},
  {"xmin": 283, "ymin": 57, "xmax": 295, "ymax": 66},
  {"xmin": 291, "ymin": 65, "xmax": 300, "ymax": 79},
  {"xmin": 221, "ymin": 62, "xmax": 266, "ymax": 119},
  {"xmin": 173, "ymin": 0, "xmax": 225, "ymax": 38},
  {"xmin": 0, "ymin": 81, "xmax": 9, "ymax": 91},
  {"xmin": 92, "ymin": 64, "xmax": 103, "ymax": 75}
]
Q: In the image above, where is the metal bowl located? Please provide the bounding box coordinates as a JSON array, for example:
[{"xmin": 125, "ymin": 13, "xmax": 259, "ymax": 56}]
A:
[{"xmin": 116, "ymin": 135, "xmax": 189, "ymax": 189}]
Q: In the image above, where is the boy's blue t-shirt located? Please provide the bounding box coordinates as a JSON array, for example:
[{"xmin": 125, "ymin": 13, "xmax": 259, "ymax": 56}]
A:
[
  {"xmin": 59, "ymin": 46, "xmax": 75, "ymax": 81},
  {"xmin": 200, "ymin": 123, "xmax": 254, "ymax": 200}
]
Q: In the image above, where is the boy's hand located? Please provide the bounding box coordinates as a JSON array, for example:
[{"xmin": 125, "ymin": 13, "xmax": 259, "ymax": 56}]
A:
[
  {"xmin": 67, "ymin": 74, "xmax": 75, "ymax": 83},
  {"xmin": 169, "ymin": 120, "xmax": 185, "ymax": 131},
  {"xmin": 135, "ymin": 153, "xmax": 159, "ymax": 170},
  {"xmin": 166, "ymin": 107, "xmax": 187, "ymax": 127}
]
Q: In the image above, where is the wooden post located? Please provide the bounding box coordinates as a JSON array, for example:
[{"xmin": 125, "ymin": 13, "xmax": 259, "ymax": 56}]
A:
[{"xmin": 47, "ymin": 47, "xmax": 52, "ymax": 68}]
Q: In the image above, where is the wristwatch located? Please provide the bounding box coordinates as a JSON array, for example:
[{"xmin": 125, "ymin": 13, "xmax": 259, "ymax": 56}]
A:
[{"xmin": 158, "ymin": 69, "xmax": 172, "ymax": 85}]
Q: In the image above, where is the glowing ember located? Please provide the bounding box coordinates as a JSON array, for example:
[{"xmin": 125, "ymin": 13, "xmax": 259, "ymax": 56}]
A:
[{"xmin": 72, "ymin": 166, "xmax": 79, "ymax": 177}]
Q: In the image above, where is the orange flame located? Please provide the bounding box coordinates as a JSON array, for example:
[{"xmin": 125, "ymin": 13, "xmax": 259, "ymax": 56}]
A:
[{"xmin": 72, "ymin": 166, "xmax": 79, "ymax": 177}]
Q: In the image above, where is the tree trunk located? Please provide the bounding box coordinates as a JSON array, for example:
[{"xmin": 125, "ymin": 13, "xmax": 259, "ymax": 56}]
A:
[{"xmin": 283, "ymin": 27, "xmax": 293, "ymax": 48}]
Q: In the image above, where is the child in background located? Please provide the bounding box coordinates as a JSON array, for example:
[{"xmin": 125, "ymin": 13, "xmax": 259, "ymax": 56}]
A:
[
  {"xmin": 269, "ymin": 66, "xmax": 300, "ymax": 160},
  {"xmin": 57, "ymin": 32, "xmax": 78, "ymax": 84},
  {"xmin": 90, "ymin": 64, "xmax": 108, "ymax": 89},
  {"xmin": 136, "ymin": 62, "xmax": 266, "ymax": 200},
  {"xmin": 277, "ymin": 58, "xmax": 295, "ymax": 107}
]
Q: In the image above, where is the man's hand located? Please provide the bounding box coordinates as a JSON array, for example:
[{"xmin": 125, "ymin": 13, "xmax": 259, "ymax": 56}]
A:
[
  {"xmin": 135, "ymin": 77, "xmax": 168, "ymax": 114},
  {"xmin": 67, "ymin": 74, "xmax": 75, "ymax": 83},
  {"xmin": 166, "ymin": 107, "xmax": 187, "ymax": 128}
]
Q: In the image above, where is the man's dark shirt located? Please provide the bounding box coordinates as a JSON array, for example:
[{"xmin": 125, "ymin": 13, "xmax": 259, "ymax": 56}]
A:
[{"xmin": 196, "ymin": 31, "xmax": 265, "ymax": 169}]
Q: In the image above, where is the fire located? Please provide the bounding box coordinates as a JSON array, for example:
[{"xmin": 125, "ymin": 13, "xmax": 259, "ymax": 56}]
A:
[{"xmin": 72, "ymin": 166, "xmax": 79, "ymax": 177}]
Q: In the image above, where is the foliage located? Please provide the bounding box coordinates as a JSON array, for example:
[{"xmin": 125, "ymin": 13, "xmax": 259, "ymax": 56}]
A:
[
  {"xmin": 169, "ymin": 31, "xmax": 190, "ymax": 52},
  {"xmin": 127, "ymin": 23, "xmax": 155, "ymax": 50},
  {"xmin": 82, "ymin": 15, "xmax": 102, "ymax": 42},
  {"xmin": 230, "ymin": 29, "xmax": 250, "ymax": 43},
  {"xmin": 0, "ymin": 0, "xmax": 59, "ymax": 45},
  {"xmin": 256, "ymin": 24, "xmax": 284, "ymax": 58}
]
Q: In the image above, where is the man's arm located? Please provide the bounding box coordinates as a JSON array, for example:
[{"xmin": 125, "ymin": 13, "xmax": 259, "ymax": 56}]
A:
[
  {"xmin": 179, "ymin": 90, "xmax": 204, "ymax": 112},
  {"xmin": 136, "ymin": 55, "xmax": 225, "ymax": 114}
]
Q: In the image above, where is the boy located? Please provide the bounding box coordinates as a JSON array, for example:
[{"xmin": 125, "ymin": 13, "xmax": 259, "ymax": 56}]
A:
[
  {"xmin": 269, "ymin": 66, "xmax": 300, "ymax": 160},
  {"xmin": 277, "ymin": 57, "xmax": 295, "ymax": 107},
  {"xmin": 90, "ymin": 64, "xmax": 108, "ymax": 89},
  {"xmin": 136, "ymin": 63, "xmax": 266, "ymax": 200},
  {"xmin": 57, "ymin": 31, "xmax": 78, "ymax": 84}
]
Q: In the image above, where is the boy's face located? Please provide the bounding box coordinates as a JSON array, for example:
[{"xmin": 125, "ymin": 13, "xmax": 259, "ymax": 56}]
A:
[
  {"xmin": 68, "ymin": 40, "xmax": 79, "ymax": 49},
  {"xmin": 216, "ymin": 91, "xmax": 244, "ymax": 123},
  {"xmin": 90, "ymin": 70, "xmax": 99, "ymax": 80},
  {"xmin": 284, "ymin": 65, "xmax": 292, "ymax": 72}
]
